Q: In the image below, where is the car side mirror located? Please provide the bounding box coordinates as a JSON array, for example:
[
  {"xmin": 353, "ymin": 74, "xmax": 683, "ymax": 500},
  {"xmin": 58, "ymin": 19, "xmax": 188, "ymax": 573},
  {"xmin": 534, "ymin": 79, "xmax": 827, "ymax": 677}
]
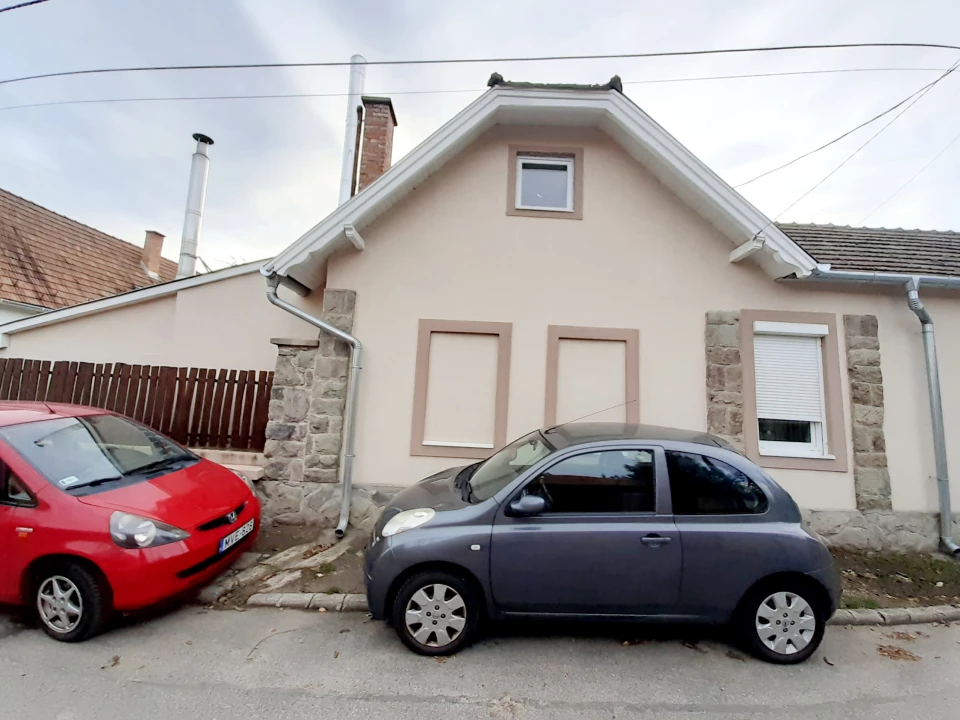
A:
[{"xmin": 508, "ymin": 495, "xmax": 546, "ymax": 517}]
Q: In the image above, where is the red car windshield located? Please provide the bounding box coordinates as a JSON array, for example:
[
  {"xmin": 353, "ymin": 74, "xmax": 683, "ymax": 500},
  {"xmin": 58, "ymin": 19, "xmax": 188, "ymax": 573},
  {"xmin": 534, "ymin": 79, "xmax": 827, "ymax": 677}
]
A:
[{"xmin": 0, "ymin": 414, "xmax": 193, "ymax": 492}]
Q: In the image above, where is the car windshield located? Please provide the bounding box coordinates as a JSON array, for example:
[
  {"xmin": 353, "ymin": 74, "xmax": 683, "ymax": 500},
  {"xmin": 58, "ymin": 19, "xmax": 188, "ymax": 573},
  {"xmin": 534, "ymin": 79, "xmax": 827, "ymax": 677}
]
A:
[
  {"xmin": 0, "ymin": 414, "xmax": 194, "ymax": 491},
  {"xmin": 468, "ymin": 431, "xmax": 554, "ymax": 501}
]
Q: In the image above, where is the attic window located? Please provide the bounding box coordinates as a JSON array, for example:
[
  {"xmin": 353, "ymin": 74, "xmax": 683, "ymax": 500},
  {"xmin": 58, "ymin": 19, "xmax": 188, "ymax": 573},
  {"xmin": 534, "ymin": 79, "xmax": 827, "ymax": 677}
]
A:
[
  {"xmin": 507, "ymin": 145, "xmax": 583, "ymax": 220},
  {"xmin": 516, "ymin": 156, "xmax": 574, "ymax": 211}
]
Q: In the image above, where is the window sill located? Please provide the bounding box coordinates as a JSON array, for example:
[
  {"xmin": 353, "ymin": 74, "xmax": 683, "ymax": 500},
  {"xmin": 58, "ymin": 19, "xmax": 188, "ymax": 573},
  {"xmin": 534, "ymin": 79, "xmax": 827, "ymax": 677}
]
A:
[
  {"xmin": 515, "ymin": 205, "xmax": 574, "ymax": 213},
  {"xmin": 759, "ymin": 449, "xmax": 835, "ymax": 461}
]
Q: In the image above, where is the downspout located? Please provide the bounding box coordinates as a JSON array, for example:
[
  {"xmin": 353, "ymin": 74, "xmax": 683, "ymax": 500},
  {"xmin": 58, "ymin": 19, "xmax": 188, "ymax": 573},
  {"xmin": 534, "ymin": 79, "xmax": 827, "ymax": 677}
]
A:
[
  {"xmin": 801, "ymin": 266, "xmax": 960, "ymax": 556},
  {"xmin": 905, "ymin": 279, "xmax": 960, "ymax": 556},
  {"xmin": 263, "ymin": 272, "xmax": 362, "ymax": 538}
]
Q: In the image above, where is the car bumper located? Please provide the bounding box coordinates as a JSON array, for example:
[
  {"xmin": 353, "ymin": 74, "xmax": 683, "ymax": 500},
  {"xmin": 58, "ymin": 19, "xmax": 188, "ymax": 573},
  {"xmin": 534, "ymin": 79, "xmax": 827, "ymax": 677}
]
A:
[
  {"xmin": 807, "ymin": 560, "xmax": 843, "ymax": 616},
  {"xmin": 364, "ymin": 536, "xmax": 396, "ymax": 620},
  {"xmin": 106, "ymin": 499, "xmax": 261, "ymax": 611}
]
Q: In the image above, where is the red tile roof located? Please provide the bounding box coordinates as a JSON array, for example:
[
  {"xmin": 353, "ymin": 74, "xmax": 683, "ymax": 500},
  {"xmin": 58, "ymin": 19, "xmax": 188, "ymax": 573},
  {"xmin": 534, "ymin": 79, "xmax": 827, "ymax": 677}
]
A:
[{"xmin": 0, "ymin": 188, "xmax": 177, "ymax": 310}]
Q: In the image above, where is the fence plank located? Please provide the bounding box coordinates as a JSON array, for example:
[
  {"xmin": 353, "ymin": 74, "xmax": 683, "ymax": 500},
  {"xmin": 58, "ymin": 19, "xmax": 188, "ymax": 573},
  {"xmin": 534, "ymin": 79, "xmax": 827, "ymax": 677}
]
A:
[
  {"xmin": 229, "ymin": 370, "xmax": 248, "ymax": 449},
  {"xmin": 47, "ymin": 361, "xmax": 68, "ymax": 402},
  {"xmin": 197, "ymin": 369, "xmax": 217, "ymax": 446},
  {"xmin": 109, "ymin": 364, "xmax": 130, "ymax": 413},
  {"xmin": 158, "ymin": 367, "xmax": 177, "ymax": 434},
  {"xmin": 141, "ymin": 366, "xmax": 160, "ymax": 426},
  {"xmin": 76, "ymin": 363, "xmax": 94, "ymax": 405},
  {"xmin": 208, "ymin": 369, "xmax": 228, "ymax": 447},
  {"xmin": 35, "ymin": 361, "xmax": 52, "ymax": 401},
  {"xmin": 94, "ymin": 364, "xmax": 112, "ymax": 408},
  {"xmin": 251, "ymin": 371, "xmax": 271, "ymax": 450},
  {"xmin": 131, "ymin": 366, "xmax": 149, "ymax": 421},
  {"xmin": 0, "ymin": 360, "xmax": 6, "ymax": 397},
  {"xmin": 6, "ymin": 358, "xmax": 25, "ymax": 400},
  {"xmin": 171, "ymin": 368, "xmax": 191, "ymax": 444},
  {"xmin": 187, "ymin": 369, "xmax": 207, "ymax": 445},
  {"xmin": 216, "ymin": 370, "xmax": 236, "ymax": 448},
  {"xmin": 237, "ymin": 371, "xmax": 256, "ymax": 450},
  {"xmin": 123, "ymin": 365, "xmax": 142, "ymax": 418},
  {"xmin": 18, "ymin": 360, "xmax": 38, "ymax": 401},
  {"xmin": 0, "ymin": 359, "xmax": 14, "ymax": 399}
]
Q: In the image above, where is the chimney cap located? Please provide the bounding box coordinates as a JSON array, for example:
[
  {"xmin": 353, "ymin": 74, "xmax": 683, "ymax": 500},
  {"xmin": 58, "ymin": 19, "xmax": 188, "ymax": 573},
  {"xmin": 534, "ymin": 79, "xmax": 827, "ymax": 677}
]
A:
[
  {"xmin": 361, "ymin": 96, "xmax": 397, "ymax": 126},
  {"xmin": 192, "ymin": 132, "xmax": 215, "ymax": 145},
  {"xmin": 145, "ymin": 230, "xmax": 165, "ymax": 238}
]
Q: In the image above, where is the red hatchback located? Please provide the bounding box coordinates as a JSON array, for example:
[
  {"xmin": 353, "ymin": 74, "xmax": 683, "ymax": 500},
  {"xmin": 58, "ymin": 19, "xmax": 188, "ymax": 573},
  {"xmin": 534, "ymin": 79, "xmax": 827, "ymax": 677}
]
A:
[{"xmin": 0, "ymin": 402, "xmax": 260, "ymax": 641}]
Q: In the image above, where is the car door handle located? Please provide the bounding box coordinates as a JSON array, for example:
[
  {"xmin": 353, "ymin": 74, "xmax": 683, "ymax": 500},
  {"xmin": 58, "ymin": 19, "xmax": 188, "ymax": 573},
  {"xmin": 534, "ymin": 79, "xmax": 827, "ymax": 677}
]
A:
[{"xmin": 641, "ymin": 534, "xmax": 671, "ymax": 547}]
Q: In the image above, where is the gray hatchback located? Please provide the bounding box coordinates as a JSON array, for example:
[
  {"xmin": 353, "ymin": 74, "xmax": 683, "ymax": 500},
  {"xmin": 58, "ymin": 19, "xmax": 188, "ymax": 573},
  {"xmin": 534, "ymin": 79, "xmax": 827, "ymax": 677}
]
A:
[{"xmin": 364, "ymin": 423, "xmax": 841, "ymax": 664}]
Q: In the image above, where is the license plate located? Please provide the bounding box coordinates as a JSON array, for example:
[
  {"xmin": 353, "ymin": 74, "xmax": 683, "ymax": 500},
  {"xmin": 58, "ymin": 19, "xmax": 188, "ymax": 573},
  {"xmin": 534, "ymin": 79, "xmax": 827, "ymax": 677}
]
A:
[{"xmin": 218, "ymin": 519, "xmax": 254, "ymax": 553}]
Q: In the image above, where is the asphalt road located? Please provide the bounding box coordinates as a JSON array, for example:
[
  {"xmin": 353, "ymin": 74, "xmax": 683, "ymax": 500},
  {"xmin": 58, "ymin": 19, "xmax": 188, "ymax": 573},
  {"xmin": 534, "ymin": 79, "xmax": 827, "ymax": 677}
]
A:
[{"xmin": 2, "ymin": 607, "xmax": 960, "ymax": 719}]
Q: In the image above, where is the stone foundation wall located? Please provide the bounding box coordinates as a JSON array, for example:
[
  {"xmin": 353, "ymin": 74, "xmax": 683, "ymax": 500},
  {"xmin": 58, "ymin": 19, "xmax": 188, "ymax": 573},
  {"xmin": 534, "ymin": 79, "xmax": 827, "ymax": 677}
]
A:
[{"xmin": 805, "ymin": 509, "xmax": 959, "ymax": 553}]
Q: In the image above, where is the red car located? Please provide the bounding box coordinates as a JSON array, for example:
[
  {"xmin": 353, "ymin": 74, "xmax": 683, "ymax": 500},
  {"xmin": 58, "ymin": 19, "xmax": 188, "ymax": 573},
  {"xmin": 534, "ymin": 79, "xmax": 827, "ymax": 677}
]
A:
[{"xmin": 0, "ymin": 401, "xmax": 260, "ymax": 641}]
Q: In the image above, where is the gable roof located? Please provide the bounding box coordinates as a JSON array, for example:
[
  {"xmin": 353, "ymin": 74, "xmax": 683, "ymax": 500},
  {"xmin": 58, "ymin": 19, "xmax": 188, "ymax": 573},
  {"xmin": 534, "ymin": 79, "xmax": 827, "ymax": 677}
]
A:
[
  {"xmin": 779, "ymin": 223, "xmax": 960, "ymax": 278},
  {"xmin": 0, "ymin": 188, "xmax": 178, "ymax": 310},
  {"xmin": 264, "ymin": 85, "xmax": 818, "ymax": 289}
]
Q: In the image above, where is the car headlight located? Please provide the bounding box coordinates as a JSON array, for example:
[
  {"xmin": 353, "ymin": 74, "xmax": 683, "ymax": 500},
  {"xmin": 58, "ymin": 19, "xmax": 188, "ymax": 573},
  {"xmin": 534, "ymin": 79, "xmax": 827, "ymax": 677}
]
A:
[
  {"xmin": 110, "ymin": 511, "xmax": 190, "ymax": 549},
  {"xmin": 381, "ymin": 508, "xmax": 435, "ymax": 538}
]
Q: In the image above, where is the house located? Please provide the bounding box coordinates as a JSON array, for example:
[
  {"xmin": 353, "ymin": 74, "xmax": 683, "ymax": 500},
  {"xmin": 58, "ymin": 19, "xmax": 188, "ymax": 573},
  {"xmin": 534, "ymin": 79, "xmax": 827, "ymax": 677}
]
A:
[
  {"xmin": 0, "ymin": 188, "xmax": 179, "ymax": 323},
  {"xmin": 3, "ymin": 80, "xmax": 959, "ymax": 552}
]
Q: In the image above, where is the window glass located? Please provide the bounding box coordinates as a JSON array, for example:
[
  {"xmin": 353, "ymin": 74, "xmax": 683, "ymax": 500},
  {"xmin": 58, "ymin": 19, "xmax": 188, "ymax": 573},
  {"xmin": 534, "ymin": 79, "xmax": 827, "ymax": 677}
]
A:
[
  {"xmin": 0, "ymin": 415, "xmax": 193, "ymax": 493},
  {"xmin": 469, "ymin": 431, "xmax": 553, "ymax": 501},
  {"xmin": 524, "ymin": 449, "xmax": 655, "ymax": 513},
  {"xmin": 7, "ymin": 475, "xmax": 32, "ymax": 504},
  {"xmin": 666, "ymin": 451, "xmax": 768, "ymax": 515},
  {"xmin": 518, "ymin": 157, "xmax": 572, "ymax": 210}
]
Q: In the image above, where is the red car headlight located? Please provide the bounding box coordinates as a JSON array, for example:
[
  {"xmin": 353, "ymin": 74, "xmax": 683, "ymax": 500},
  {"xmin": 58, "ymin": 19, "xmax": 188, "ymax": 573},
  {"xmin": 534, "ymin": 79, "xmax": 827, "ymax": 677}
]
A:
[{"xmin": 110, "ymin": 512, "xmax": 190, "ymax": 549}]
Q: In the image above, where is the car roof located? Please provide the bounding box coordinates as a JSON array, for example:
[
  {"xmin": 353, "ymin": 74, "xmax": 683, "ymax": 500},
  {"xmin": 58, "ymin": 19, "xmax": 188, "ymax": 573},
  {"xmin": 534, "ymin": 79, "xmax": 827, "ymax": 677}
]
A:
[
  {"xmin": 0, "ymin": 401, "xmax": 105, "ymax": 428},
  {"xmin": 542, "ymin": 422, "xmax": 726, "ymax": 449}
]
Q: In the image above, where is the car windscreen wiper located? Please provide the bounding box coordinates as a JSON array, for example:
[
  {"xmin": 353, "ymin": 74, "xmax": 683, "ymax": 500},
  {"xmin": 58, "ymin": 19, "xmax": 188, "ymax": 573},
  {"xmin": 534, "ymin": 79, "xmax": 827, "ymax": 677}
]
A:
[
  {"xmin": 125, "ymin": 454, "xmax": 194, "ymax": 477},
  {"xmin": 69, "ymin": 475, "xmax": 123, "ymax": 490}
]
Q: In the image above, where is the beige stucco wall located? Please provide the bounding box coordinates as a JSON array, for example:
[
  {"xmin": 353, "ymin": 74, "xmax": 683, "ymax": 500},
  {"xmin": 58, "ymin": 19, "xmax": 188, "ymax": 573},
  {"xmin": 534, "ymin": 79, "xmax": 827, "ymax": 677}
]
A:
[
  {"xmin": 0, "ymin": 271, "xmax": 322, "ymax": 370},
  {"xmin": 326, "ymin": 124, "xmax": 957, "ymax": 513}
]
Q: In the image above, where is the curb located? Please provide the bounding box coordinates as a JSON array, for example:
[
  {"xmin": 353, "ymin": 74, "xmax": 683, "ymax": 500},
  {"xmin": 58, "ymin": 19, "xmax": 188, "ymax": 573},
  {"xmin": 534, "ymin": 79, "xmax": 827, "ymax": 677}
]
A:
[
  {"xmin": 828, "ymin": 605, "xmax": 960, "ymax": 626},
  {"xmin": 247, "ymin": 592, "xmax": 369, "ymax": 612}
]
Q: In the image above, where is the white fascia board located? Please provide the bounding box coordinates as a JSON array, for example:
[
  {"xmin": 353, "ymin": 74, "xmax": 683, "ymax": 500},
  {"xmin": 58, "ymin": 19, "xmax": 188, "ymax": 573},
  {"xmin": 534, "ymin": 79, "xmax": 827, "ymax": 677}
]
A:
[{"xmin": 0, "ymin": 261, "xmax": 262, "ymax": 341}]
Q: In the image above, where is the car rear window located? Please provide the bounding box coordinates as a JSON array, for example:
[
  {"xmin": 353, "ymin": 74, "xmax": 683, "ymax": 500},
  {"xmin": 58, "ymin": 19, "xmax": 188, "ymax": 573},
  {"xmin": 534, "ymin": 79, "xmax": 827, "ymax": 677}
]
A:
[
  {"xmin": 666, "ymin": 451, "xmax": 768, "ymax": 515},
  {"xmin": 0, "ymin": 414, "xmax": 194, "ymax": 493}
]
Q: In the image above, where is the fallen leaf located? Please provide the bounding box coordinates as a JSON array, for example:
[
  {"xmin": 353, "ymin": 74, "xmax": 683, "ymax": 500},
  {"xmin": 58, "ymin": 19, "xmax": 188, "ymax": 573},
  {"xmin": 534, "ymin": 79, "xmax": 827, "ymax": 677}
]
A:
[
  {"xmin": 886, "ymin": 631, "xmax": 917, "ymax": 642},
  {"xmin": 435, "ymin": 656, "xmax": 447, "ymax": 663},
  {"xmin": 339, "ymin": 628, "xmax": 350, "ymax": 634},
  {"xmin": 877, "ymin": 644, "xmax": 921, "ymax": 661},
  {"xmin": 823, "ymin": 657, "xmax": 835, "ymax": 666},
  {"xmin": 100, "ymin": 655, "xmax": 120, "ymax": 670},
  {"xmin": 936, "ymin": 581, "xmax": 945, "ymax": 588},
  {"xmin": 726, "ymin": 650, "xmax": 746, "ymax": 662},
  {"xmin": 333, "ymin": 651, "xmax": 339, "ymax": 659},
  {"xmin": 622, "ymin": 641, "xmax": 630, "ymax": 646},
  {"xmin": 318, "ymin": 607, "xmax": 327, "ymax": 613},
  {"xmin": 682, "ymin": 641, "xmax": 708, "ymax": 654},
  {"xmin": 186, "ymin": 640, "xmax": 193, "ymax": 646},
  {"xmin": 233, "ymin": 606, "xmax": 246, "ymax": 612}
]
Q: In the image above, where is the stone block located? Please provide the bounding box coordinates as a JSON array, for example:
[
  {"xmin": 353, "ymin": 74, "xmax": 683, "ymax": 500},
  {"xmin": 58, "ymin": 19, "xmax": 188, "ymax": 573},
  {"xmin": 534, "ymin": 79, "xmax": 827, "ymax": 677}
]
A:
[
  {"xmin": 310, "ymin": 593, "xmax": 346, "ymax": 610},
  {"xmin": 309, "ymin": 415, "xmax": 330, "ymax": 433},
  {"xmin": 324, "ymin": 314, "xmax": 354, "ymax": 333},
  {"xmin": 852, "ymin": 426, "xmax": 885, "ymax": 453},
  {"xmin": 263, "ymin": 440, "xmax": 304, "ymax": 459},
  {"xmin": 322, "ymin": 288, "xmax": 357, "ymax": 315},
  {"xmin": 707, "ymin": 405, "xmax": 728, "ymax": 433},
  {"xmin": 296, "ymin": 349, "xmax": 318, "ymax": 368},
  {"xmin": 305, "ymin": 454, "xmax": 339, "ymax": 469},
  {"xmin": 872, "ymin": 385, "xmax": 884, "ymax": 408},
  {"xmin": 282, "ymin": 387, "xmax": 309, "ymax": 421},
  {"xmin": 265, "ymin": 421, "xmax": 306, "ymax": 442},
  {"xmin": 850, "ymin": 382, "xmax": 872, "ymax": 406},
  {"xmin": 849, "ymin": 365, "xmax": 883, "ymax": 385},
  {"xmin": 728, "ymin": 406, "xmax": 743, "ymax": 434},
  {"xmin": 724, "ymin": 365, "xmax": 742, "ymax": 392},
  {"xmin": 313, "ymin": 378, "xmax": 347, "ymax": 400},
  {"xmin": 853, "ymin": 404, "xmax": 884, "ymax": 427},
  {"xmin": 317, "ymin": 337, "xmax": 349, "ymax": 357},
  {"xmin": 314, "ymin": 356, "xmax": 348, "ymax": 378},
  {"xmin": 273, "ymin": 355, "xmax": 301, "ymax": 386},
  {"xmin": 860, "ymin": 315, "xmax": 879, "ymax": 337},
  {"xmin": 303, "ymin": 485, "xmax": 342, "ymax": 524},
  {"xmin": 854, "ymin": 452, "xmax": 887, "ymax": 468},
  {"xmin": 706, "ymin": 347, "xmax": 740, "ymax": 366},
  {"xmin": 846, "ymin": 335, "xmax": 880, "ymax": 351},
  {"xmin": 843, "ymin": 314, "xmax": 861, "ymax": 337},
  {"xmin": 843, "ymin": 609, "xmax": 884, "ymax": 626},
  {"xmin": 707, "ymin": 390, "xmax": 742, "ymax": 406},
  {"xmin": 258, "ymin": 481, "xmax": 304, "ymax": 517},
  {"xmin": 304, "ymin": 468, "xmax": 340, "ymax": 484},
  {"xmin": 854, "ymin": 468, "xmax": 892, "ymax": 511},
  {"xmin": 263, "ymin": 459, "xmax": 288, "ymax": 481},
  {"xmin": 311, "ymin": 398, "xmax": 345, "ymax": 416},
  {"xmin": 705, "ymin": 310, "xmax": 739, "ymax": 325},
  {"xmin": 247, "ymin": 593, "xmax": 285, "ymax": 607},
  {"xmin": 268, "ymin": 400, "xmax": 285, "ymax": 421},
  {"xmin": 706, "ymin": 365, "xmax": 726, "ymax": 391},
  {"xmin": 288, "ymin": 458, "xmax": 304, "ymax": 484},
  {"xmin": 308, "ymin": 433, "xmax": 342, "ymax": 455},
  {"xmin": 271, "ymin": 387, "xmax": 284, "ymax": 400},
  {"xmin": 847, "ymin": 349, "xmax": 881, "ymax": 367},
  {"xmin": 878, "ymin": 608, "xmax": 912, "ymax": 625},
  {"xmin": 905, "ymin": 606, "xmax": 944, "ymax": 624},
  {"xmin": 705, "ymin": 324, "xmax": 739, "ymax": 348}
]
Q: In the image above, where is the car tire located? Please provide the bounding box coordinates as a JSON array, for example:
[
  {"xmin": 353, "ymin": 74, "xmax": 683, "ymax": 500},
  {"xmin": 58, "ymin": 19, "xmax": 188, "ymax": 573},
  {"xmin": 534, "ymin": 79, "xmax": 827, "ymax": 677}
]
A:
[
  {"xmin": 33, "ymin": 562, "xmax": 112, "ymax": 643},
  {"xmin": 391, "ymin": 570, "xmax": 480, "ymax": 656},
  {"xmin": 736, "ymin": 578, "xmax": 826, "ymax": 665}
]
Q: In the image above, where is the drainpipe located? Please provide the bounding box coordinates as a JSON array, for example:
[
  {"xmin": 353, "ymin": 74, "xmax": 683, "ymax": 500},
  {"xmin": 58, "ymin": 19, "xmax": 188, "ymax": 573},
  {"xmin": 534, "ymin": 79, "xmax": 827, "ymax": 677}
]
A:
[
  {"xmin": 338, "ymin": 55, "xmax": 367, "ymax": 206},
  {"xmin": 802, "ymin": 266, "xmax": 960, "ymax": 556},
  {"xmin": 262, "ymin": 272, "xmax": 363, "ymax": 538}
]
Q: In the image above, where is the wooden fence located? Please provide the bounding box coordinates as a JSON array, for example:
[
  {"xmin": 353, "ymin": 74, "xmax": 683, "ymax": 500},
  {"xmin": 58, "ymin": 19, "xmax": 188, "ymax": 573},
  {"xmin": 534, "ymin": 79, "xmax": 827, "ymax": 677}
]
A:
[{"xmin": 0, "ymin": 359, "xmax": 274, "ymax": 451}]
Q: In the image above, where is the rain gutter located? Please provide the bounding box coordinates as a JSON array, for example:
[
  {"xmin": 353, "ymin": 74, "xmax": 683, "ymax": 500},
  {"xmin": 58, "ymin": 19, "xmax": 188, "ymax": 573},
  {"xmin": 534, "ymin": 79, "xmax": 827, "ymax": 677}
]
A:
[{"xmin": 801, "ymin": 265, "xmax": 960, "ymax": 556}]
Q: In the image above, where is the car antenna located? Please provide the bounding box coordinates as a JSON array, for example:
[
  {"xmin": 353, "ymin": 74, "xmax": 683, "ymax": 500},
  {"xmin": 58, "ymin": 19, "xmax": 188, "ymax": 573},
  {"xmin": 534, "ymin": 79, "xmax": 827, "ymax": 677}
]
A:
[{"xmin": 544, "ymin": 398, "xmax": 638, "ymax": 434}]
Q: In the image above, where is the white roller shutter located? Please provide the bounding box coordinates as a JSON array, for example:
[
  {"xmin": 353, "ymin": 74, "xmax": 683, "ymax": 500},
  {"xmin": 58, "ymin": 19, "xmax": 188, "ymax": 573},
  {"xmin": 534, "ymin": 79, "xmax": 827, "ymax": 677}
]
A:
[{"xmin": 753, "ymin": 334, "xmax": 824, "ymax": 423}]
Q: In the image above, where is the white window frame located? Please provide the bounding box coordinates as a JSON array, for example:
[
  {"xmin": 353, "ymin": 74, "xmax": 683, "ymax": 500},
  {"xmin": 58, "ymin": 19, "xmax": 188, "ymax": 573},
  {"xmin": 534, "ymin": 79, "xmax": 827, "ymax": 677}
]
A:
[
  {"xmin": 515, "ymin": 155, "xmax": 575, "ymax": 212},
  {"xmin": 753, "ymin": 322, "xmax": 833, "ymax": 460}
]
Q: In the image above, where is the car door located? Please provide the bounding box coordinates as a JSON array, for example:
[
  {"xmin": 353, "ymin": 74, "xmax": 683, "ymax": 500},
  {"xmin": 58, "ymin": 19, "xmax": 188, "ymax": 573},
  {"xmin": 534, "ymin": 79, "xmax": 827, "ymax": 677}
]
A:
[
  {"xmin": 0, "ymin": 457, "xmax": 39, "ymax": 604},
  {"xmin": 665, "ymin": 449, "xmax": 774, "ymax": 620},
  {"xmin": 490, "ymin": 446, "xmax": 682, "ymax": 615}
]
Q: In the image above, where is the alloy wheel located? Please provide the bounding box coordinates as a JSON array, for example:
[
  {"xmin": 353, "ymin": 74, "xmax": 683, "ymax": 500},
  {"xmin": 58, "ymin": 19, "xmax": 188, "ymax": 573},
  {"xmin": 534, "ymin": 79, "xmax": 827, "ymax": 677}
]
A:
[
  {"xmin": 37, "ymin": 575, "xmax": 84, "ymax": 635},
  {"xmin": 755, "ymin": 591, "xmax": 816, "ymax": 655},
  {"xmin": 404, "ymin": 583, "xmax": 467, "ymax": 648}
]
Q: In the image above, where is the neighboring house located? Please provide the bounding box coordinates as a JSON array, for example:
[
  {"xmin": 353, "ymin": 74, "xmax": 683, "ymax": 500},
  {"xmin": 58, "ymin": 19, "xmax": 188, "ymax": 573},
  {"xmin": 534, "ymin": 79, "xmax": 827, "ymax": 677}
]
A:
[
  {"xmin": 3, "ymin": 82, "xmax": 960, "ymax": 551},
  {"xmin": 0, "ymin": 188, "xmax": 180, "ymax": 323}
]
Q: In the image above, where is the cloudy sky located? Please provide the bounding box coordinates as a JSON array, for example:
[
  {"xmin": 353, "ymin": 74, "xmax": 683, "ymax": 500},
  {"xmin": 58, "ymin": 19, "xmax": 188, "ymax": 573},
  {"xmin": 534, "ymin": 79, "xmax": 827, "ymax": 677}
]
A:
[{"xmin": 2, "ymin": 0, "xmax": 960, "ymax": 268}]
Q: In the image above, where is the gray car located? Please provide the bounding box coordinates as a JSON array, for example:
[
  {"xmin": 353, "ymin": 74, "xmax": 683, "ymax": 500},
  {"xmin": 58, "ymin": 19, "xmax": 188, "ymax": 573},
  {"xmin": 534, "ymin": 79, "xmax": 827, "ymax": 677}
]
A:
[{"xmin": 364, "ymin": 423, "xmax": 841, "ymax": 664}]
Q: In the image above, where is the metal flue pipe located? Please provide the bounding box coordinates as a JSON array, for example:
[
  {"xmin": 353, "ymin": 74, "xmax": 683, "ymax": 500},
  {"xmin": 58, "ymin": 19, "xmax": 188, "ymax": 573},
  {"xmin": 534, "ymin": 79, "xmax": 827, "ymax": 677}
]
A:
[
  {"xmin": 263, "ymin": 272, "xmax": 363, "ymax": 538},
  {"xmin": 338, "ymin": 55, "xmax": 367, "ymax": 205},
  {"xmin": 176, "ymin": 133, "xmax": 214, "ymax": 279},
  {"xmin": 804, "ymin": 266, "xmax": 960, "ymax": 556}
]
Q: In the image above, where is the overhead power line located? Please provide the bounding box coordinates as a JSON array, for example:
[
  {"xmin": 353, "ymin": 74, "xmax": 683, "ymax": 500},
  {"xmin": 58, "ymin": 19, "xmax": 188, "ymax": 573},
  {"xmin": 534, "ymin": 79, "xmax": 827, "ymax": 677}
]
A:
[
  {"xmin": 0, "ymin": 66, "xmax": 948, "ymax": 113},
  {"xmin": 4, "ymin": 41, "xmax": 960, "ymax": 88},
  {"xmin": 735, "ymin": 68, "xmax": 959, "ymax": 187},
  {"xmin": 857, "ymin": 125, "xmax": 960, "ymax": 226},
  {"xmin": 0, "ymin": 0, "xmax": 50, "ymax": 13},
  {"xmin": 766, "ymin": 58, "xmax": 960, "ymax": 224}
]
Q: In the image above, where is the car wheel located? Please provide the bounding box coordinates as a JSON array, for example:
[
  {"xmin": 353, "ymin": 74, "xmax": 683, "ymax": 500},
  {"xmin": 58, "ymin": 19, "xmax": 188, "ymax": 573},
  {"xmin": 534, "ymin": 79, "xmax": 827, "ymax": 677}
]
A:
[
  {"xmin": 391, "ymin": 570, "xmax": 479, "ymax": 656},
  {"xmin": 34, "ymin": 563, "xmax": 111, "ymax": 643},
  {"xmin": 737, "ymin": 580, "xmax": 826, "ymax": 664}
]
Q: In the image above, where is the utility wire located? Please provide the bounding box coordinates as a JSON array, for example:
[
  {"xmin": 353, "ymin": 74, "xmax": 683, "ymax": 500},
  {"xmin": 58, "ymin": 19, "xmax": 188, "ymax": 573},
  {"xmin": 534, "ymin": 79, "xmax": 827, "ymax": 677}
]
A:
[
  {"xmin": 766, "ymin": 58, "xmax": 960, "ymax": 225},
  {"xmin": 4, "ymin": 42, "xmax": 960, "ymax": 88},
  {"xmin": 734, "ymin": 71, "xmax": 954, "ymax": 188},
  {"xmin": 857, "ymin": 125, "xmax": 960, "ymax": 226},
  {"xmin": 0, "ymin": 66, "xmax": 947, "ymax": 113},
  {"xmin": 0, "ymin": 0, "xmax": 50, "ymax": 13}
]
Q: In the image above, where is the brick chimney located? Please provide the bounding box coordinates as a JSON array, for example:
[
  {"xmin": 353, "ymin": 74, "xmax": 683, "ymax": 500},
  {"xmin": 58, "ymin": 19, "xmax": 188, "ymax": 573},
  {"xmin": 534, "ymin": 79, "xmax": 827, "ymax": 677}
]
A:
[
  {"xmin": 142, "ymin": 230, "xmax": 165, "ymax": 279},
  {"xmin": 357, "ymin": 96, "xmax": 397, "ymax": 192}
]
